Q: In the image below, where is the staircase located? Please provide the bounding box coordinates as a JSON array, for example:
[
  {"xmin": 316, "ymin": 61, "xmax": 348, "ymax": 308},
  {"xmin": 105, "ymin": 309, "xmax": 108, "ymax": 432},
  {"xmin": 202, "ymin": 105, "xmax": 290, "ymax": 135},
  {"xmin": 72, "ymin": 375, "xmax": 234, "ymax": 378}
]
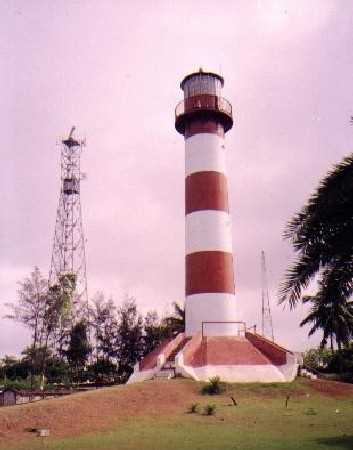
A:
[{"xmin": 154, "ymin": 337, "xmax": 191, "ymax": 380}]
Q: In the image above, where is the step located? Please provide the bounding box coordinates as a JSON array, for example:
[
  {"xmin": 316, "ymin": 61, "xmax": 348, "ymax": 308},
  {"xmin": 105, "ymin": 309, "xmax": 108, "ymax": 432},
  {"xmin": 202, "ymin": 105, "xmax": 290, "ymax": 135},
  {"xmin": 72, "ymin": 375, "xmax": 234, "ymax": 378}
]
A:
[
  {"xmin": 154, "ymin": 368, "xmax": 175, "ymax": 379},
  {"xmin": 163, "ymin": 362, "xmax": 176, "ymax": 369},
  {"xmin": 166, "ymin": 337, "xmax": 191, "ymax": 362}
]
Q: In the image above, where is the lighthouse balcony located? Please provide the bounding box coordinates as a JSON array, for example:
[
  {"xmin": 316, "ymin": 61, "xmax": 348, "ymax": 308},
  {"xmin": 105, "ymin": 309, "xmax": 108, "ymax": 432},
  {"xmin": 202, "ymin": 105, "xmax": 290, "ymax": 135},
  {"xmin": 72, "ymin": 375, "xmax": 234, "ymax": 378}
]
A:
[{"xmin": 175, "ymin": 94, "xmax": 233, "ymax": 134}]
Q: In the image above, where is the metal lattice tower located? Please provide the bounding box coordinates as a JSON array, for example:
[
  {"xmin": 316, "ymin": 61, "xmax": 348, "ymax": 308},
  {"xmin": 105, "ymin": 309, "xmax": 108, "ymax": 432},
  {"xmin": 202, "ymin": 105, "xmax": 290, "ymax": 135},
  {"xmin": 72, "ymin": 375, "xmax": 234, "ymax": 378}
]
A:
[
  {"xmin": 49, "ymin": 127, "xmax": 88, "ymax": 319},
  {"xmin": 261, "ymin": 250, "xmax": 274, "ymax": 341}
]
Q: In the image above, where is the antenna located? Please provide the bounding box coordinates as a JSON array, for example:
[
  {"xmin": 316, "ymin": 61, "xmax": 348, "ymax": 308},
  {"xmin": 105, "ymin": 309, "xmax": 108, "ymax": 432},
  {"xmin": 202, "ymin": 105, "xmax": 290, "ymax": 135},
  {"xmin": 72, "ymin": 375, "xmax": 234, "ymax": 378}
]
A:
[
  {"xmin": 49, "ymin": 127, "xmax": 89, "ymax": 334},
  {"xmin": 261, "ymin": 250, "xmax": 274, "ymax": 341},
  {"xmin": 68, "ymin": 126, "xmax": 75, "ymax": 139}
]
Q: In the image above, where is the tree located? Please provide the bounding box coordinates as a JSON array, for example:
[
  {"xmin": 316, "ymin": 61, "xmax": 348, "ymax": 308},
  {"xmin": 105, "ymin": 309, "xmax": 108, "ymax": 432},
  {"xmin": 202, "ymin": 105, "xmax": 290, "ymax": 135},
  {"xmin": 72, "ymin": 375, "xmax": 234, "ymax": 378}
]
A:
[
  {"xmin": 5, "ymin": 267, "xmax": 50, "ymax": 386},
  {"xmin": 89, "ymin": 292, "xmax": 117, "ymax": 364},
  {"xmin": 163, "ymin": 301, "xmax": 185, "ymax": 335},
  {"xmin": 5, "ymin": 267, "xmax": 48, "ymax": 352},
  {"xmin": 1, "ymin": 356, "xmax": 19, "ymax": 381},
  {"xmin": 143, "ymin": 310, "xmax": 169, "ymax": 356},
  {"xmin": 48, "ymin": 273, "xmax": 78, "ymax": 359},
  {"xmin": 58, "ymin": 273, "xmax": 77, "ymax": 319},
  {"xmin": 279, "ymin": 154, "xmax": 353, "ymax": 309},
  {"xmin": 21, "ymin": 345, "xmax": 52, "ymax": 375},
  {"xmin": 115, "ymin": 297, "xmax": 144, "ymax": 382},
  {"xmin": 300, "ymin": 292, "xmax": 353, "ymax": 351},
  {"xmin": 279, "ymin": 153, "xmax": 353, "ymax": 348},
  {"xmin": 303, "ymin": 347, "xmax": 332, "ymax": 370},
  {"xmin": 66, "ymin": 320, "xmax": 92, "ymax": 380}
]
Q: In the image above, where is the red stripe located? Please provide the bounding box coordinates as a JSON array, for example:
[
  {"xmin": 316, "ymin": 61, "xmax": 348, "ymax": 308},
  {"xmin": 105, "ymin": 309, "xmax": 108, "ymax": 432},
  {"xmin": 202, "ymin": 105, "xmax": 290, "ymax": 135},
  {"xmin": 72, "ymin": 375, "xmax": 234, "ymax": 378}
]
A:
[
  {"xmin": 185, "ymin": 119, "xmax": 224, "ymax": 139},
  {"xmin": 186, "ymin": 251, "xmax": 235, "ymax": 295},
  {"xmin": 186, "ymin": 171, "xmax": 229, "ymax": 214}
]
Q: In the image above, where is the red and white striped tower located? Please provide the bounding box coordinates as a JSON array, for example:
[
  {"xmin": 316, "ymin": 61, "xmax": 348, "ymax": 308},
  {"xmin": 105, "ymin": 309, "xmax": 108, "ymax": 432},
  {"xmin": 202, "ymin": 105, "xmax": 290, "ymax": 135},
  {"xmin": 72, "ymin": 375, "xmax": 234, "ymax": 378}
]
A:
[
  {"xmin": 175, "ymin": 69, "xmax": 235, "ymax": 336},
  {"xmin": 128, "ymin": 70, "xmax": 297, "ymax": 384}
]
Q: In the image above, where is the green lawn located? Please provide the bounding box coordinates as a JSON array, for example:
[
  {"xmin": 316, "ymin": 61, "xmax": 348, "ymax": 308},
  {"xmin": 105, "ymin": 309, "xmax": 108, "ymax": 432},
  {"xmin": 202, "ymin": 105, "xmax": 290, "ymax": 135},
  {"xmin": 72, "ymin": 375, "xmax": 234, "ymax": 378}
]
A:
[
  {"xmin": 26, "ymin": 419, "xmax": 353, "ymax": 450},
  {"xmin": 14, "ymin": 379, "xmax": 353, "ymax": 450}
]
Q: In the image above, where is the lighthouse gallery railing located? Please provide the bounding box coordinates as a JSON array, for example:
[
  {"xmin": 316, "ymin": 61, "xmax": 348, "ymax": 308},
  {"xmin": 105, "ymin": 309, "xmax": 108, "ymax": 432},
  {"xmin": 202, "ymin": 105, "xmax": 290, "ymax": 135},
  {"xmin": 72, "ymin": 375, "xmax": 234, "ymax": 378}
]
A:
[{"xmin": 175, "ymin": 95, "xmax": 232, "ymax": 119}]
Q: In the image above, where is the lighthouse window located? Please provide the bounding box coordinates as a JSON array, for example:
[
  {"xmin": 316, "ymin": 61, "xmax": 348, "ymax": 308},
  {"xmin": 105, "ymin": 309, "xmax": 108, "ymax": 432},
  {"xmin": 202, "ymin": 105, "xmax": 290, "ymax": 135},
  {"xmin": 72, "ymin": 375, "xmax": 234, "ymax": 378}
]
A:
[{"xmin": 184, "ymin": 74, "xmax": 221, "ymax": 98}]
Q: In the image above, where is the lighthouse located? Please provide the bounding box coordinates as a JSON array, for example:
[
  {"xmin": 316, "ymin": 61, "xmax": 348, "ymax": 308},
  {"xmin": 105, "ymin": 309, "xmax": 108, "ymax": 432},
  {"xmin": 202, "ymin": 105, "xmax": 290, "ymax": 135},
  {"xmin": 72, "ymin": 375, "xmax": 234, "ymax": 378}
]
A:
[
  {"xmin": 128, "ymin": 70, "xmax": 298, "ymax": 384},
  {"xmin": 175, "ymin": 69, "xmax": 236, "ymax": 336}
]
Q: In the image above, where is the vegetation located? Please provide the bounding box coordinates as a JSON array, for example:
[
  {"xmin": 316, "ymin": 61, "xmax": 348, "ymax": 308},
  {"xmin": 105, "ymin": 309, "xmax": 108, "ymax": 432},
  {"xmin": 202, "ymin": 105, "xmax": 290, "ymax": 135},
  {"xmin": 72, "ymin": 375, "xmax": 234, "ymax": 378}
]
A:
[
  {"xmin": 163, "ymin": 301, "xmax": 185, "ymax": 335},
  {"xmin": 187, "ymin": 402, "xmax": 199, "ymax": 413},
  {"xmin": 303, "ymin": 348, "xmax": 332, "ymax": 370},
  {"xmin": 66, "ymin": 321, "xmax": 92, "ymax": 380},
  {"xmin": 201, "ymin": 376, "xmax": 225, "ymax": 395},
  {"xmin": 300, "ymin": 293, "xmax": 353, "ymax": 351},
  {"xmin": 203, "ymin": 403, "xmax": 216, "ymax": 415},
  {"xmin": 2, "ymin": 268, "xmax": 185, "ymax": 388},
  {"xmin": 280, "ymin": 153, "xmax": 353, "ymax": 352}
]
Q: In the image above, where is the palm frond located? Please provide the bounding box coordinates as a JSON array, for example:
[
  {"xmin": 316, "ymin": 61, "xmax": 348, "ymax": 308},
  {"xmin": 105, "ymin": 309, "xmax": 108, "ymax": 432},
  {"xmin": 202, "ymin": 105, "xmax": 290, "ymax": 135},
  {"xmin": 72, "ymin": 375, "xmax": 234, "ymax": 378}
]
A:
[
  {"xmin": 280, "ymin": 152, "xmax": 353, "ymax": 308},
  {"xmin": 278, "ymin": 253, "xmax": 321, "ymax": 307}
]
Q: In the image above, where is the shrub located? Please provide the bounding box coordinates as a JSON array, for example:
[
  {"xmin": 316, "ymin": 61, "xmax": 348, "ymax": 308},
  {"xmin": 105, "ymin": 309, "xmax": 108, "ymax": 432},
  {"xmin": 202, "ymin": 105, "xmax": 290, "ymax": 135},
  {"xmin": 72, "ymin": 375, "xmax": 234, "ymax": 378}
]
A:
[
  {"xmin": 188, "ymin": 403, "xmax": 199, "ymax": 414},
  {"xmin": 204, "ymin": 404, "xmax": 216, "ymax": 416},
  {"xmin": 4, "ymin": 378, "xmax": 32, "ymax": 390},
  {"xmin": 201, "ymin": 376, "xmax": 224, "ymax": 395},
  {"xmin": 303, "ymin": 348, "xmax": 332, "ymax": 371},
  {"xmin": 326, "ymin": 347, "xmax": 353, "ymax": 374}
]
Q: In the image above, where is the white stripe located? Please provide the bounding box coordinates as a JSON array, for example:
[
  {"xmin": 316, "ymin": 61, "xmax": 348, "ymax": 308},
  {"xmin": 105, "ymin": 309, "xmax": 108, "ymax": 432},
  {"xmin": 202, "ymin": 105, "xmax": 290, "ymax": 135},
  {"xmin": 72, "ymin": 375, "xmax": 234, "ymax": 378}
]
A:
[
  {"xmin": 186, "ymin": 210, "xmax": 233, "ymax": 254},
  {"xmin": 185, "ymin": 133, "xmax": 226, "ymax": 177},
  {"xmin": 185, "ymin": 293, "xmax": 236, "ymax": 336}
]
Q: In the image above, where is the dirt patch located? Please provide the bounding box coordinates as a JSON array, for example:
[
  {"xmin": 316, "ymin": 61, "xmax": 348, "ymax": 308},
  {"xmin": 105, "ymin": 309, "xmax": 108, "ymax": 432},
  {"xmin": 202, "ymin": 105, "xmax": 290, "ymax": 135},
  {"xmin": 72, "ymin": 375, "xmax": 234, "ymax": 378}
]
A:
[
  {"xmin": 308, "ymin": 379, "xmax": 353, "ymax": 397},
  {"xmin": 0, "ymin": 380, "xmax": 200, "ymax": 448}
]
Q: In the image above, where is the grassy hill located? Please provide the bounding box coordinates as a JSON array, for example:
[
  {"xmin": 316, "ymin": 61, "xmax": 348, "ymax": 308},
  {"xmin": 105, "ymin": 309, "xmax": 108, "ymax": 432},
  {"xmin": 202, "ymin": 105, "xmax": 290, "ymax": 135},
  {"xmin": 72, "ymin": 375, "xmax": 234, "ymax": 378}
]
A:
[{"xmin": 0, "ymin": 377, "xmax": 353, "ymax": 450}]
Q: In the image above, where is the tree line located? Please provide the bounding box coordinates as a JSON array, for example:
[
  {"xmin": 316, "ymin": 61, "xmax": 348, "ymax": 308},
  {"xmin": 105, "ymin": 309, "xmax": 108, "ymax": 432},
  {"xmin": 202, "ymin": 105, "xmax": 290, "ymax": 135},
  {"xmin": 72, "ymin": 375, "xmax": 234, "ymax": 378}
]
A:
[{"xmin": 2, "ymin": 268, "xmax": 185, "ymax": 388}]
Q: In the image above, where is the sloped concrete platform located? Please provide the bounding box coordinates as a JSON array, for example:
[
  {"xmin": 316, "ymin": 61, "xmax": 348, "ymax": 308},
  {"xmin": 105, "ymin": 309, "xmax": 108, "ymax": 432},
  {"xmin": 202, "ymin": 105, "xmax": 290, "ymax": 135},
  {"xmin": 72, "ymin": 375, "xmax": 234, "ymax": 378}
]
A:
[
  {"xmin": 128, "ymin": 332, "xmax": 298, "ymax": 384},
  {"xmin": 176, "ymin": 332, "xmax": 298, "ymax": 382}
]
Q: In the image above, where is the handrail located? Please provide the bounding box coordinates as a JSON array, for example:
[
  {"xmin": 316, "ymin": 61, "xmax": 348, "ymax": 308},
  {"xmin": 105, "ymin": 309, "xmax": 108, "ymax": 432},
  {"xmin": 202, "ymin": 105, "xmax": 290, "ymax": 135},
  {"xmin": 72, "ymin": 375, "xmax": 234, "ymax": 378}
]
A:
[
  {"xmin": 246, "ymin": 324, "xmax": 257, "ymax": 333},
  {"xmin": 175, "ymin": 95, "xmax": 232, "ymax": 118}
]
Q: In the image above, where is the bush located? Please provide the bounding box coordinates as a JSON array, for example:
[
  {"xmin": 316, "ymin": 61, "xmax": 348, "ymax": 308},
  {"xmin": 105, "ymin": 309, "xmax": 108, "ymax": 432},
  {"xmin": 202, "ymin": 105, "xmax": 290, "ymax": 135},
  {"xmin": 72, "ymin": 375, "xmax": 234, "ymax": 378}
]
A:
[
  {"xmin": 45, "ymin": 358, "xmax": 70, "ymax": 384},
  {"xmin": 3, "ymin": 378, "xmax": 32, "ymax": 390},
  {"xmin": 326, "ymin": 347, "xmax": 353, "ymax": 374},
  {"xmin": 187, "ymin": 403, "xmax": 199, "ymax": 414},
  {"xmin": 204, "ymin": 404, "xmax": 216, "ymax": 416},
  {"xmin": 201, "ymin": 376, "xmax": 224, "ymax": 395},
  {"xmin": 303, "ymin": 348, "xmax": 332, "ymax": 371}
]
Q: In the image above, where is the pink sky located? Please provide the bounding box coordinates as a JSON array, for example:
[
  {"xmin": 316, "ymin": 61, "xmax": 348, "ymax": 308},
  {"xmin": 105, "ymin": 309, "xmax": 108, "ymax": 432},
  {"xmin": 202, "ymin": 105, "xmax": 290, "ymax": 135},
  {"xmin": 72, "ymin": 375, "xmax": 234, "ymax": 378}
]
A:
[{"xmin": 1, "ymin": 0, "xmax": 353, "ymax": 356}]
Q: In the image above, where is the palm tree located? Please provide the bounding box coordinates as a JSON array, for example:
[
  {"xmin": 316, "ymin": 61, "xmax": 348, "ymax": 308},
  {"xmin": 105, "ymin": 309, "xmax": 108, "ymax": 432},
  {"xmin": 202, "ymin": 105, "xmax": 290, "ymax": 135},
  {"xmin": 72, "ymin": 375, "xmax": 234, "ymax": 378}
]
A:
[
  {"xmin": 279, "ymin": 153, "xmax": 353, "ymax": 311},
  {"xmin": 280, "ymin": 147, "xmax": 353, "ymax": 349},
  {"xmin": 300, "ymin": 290, "xmax": 353, "ymax": 352}
]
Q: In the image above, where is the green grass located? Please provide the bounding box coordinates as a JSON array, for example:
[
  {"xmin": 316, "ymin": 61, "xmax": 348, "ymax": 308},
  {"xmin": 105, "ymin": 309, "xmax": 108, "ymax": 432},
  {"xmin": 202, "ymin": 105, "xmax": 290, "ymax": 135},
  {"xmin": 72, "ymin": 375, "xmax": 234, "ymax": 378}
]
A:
[{"xmin": 12, "ymin": 379, "xmax": 353, "ymax": 450}]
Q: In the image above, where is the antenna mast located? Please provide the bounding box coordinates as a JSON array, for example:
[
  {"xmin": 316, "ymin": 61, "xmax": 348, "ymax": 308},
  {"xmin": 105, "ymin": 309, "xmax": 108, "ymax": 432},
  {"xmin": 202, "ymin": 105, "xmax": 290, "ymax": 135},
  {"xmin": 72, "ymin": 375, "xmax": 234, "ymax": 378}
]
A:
[
  {"xmin": 49, "ymin": 127, "xmax": 88, "ymax": 324},
  {"xmin": 261, "ymin": 250, "xmax": 274, "ymax": 341}
]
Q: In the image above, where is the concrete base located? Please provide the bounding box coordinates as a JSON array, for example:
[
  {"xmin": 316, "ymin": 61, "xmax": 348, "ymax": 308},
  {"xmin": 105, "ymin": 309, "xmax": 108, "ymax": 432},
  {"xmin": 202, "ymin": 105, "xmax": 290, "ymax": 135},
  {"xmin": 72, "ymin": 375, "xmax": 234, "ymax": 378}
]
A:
[
  {"xmin": 128, "ymin": 332, "xmax": 298, "ymax": 384},
  {"xmin": 177, "ymin": 364, "xmax": 288, "ymax": 383}
]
